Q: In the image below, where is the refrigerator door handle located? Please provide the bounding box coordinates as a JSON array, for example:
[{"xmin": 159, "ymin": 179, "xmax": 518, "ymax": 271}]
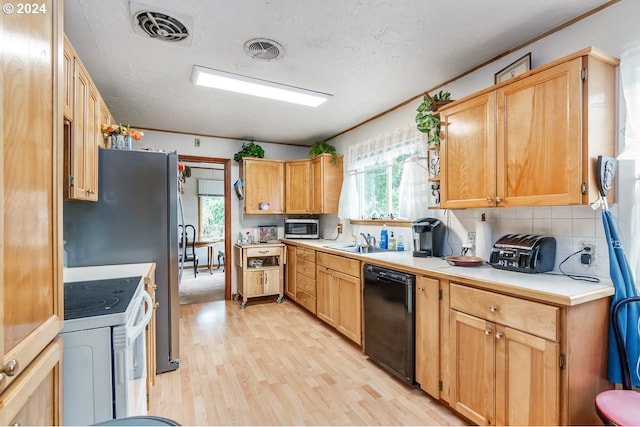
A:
[{"xmin": 178, "ymin": 194, "xmax": 186, "ymax": 282}]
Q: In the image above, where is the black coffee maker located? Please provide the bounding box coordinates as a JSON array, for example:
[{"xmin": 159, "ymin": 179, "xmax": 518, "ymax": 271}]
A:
[{"xmin": 412, "ymin": 217, "xmax": 445, "ymax": 257}]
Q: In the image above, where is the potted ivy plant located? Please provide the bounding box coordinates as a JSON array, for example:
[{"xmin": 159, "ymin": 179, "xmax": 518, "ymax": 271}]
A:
[
  {"xmin": 309, "ymin": 140, "xmax": 339, "ymax": 165},
  {"xmin": 415, "ymin": 91, "xmax": 452, "ymax": 147},
  {"xmin": 233, "ymin": 141, "xmax": 265, "ymax": 162}
]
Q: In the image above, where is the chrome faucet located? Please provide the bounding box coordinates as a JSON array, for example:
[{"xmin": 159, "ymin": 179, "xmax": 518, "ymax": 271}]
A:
[{"xmin": 360, "ymin": 233, "xmax": 371, "ymax": 246}]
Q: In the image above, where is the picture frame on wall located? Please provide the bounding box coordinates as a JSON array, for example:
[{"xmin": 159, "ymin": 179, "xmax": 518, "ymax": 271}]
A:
[{"xmin": 494, "ymin": 53, "xmax": 532, "ymax": 84}]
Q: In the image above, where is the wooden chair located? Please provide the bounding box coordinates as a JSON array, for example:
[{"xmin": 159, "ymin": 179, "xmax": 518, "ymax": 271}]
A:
[
  {"xmin": 179, "ymin": 224, "xmax": 199, "ymax": 277},
  {"xmin": 595, "ymin": 296, "xmax": 640, "ymax": 425}
]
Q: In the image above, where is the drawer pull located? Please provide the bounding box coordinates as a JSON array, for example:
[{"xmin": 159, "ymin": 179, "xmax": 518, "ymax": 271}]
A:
[
  {"xmin": 489, "ymin": 305, "xmax": 498, "ymax": 312},
  {"xmin": 484, "ymin": 328, "xmax": 492, "ymax": 336},
  {"xmin": 495, "ymin": 332, "xmax": 504, "ymax": 339},
  {"xmin": 3, "ymin": 359, "xmax": 19, "ymax": 377}
]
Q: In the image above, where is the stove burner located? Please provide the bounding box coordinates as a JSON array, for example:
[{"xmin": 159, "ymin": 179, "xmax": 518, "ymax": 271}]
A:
[
  {"xmin": 65, "ymin": 296, "xmax": 121, "ymax": 317},
  {"xmin": 64, "ymin": 276, "xmax": 142, "ymax": 321}
]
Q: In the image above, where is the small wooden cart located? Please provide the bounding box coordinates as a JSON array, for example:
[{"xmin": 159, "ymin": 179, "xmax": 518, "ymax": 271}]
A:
[{"xmin": 233, "ymin": 243, "xmax": 284, "ymax": 309}]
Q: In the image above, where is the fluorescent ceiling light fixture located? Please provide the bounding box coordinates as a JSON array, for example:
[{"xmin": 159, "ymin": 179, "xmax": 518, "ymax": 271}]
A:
[{"xmin": 191, "ymin": 65, "xmax": 331, "ymax": 107}]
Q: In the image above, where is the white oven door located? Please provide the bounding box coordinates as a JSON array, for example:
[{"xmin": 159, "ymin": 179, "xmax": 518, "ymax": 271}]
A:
[{"xmin": 113, "ymin": 291, "xmax": 153, "ymax": 418}]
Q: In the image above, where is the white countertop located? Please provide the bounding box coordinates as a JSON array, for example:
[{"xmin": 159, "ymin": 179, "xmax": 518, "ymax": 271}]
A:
[
  {"xmin": 64, "ymin": 263, "xmax": 154, "ymax": 283},
  {"xmin": 282, "ymin": 239, "xmax": 614, "ymax": 306}
]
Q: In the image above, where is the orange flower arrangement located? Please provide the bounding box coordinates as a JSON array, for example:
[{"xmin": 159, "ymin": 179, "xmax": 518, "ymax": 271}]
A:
[{"xmin": 101, "ymin": 123, "xmax": 144, "ymax": 141}]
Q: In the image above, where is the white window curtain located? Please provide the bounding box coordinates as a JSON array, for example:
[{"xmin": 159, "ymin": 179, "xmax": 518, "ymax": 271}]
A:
[
  {"xmin": 338, "ymin": 125, "xmax": 428, "ymax": 219},
  {"xmin": 620, "ymin": 42, "xmax": 640, "ymax": 287}
]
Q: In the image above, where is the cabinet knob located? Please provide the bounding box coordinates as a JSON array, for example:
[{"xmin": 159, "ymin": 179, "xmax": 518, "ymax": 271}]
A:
[
  {"xmin": 495, "ymin": 196, "xmax": 502, "ymax": 203},
  {"xmin": 154, "ymin": 302, "xmax": 160, "ymax": 309},
  {"xmin": 418, "ymin": 287, "xmax": 425, "ymax": 292},
  {"xmin": 495, "ymin": 332, "xmax": 504, "ymax": 339},
  {"xmin": 3, "ymin": 359, "xmax": 19, "ymax": 377},
  {"xmin": 486, "ymin": 197, "xmax": 493, "ymax": 202},
  {"xmin": 489, "ymin": 305, "xmax": 498, "ymax": 312},
  {"xmin": 484, "ymin": 329, "xmax": 492, "ymax": 336}
]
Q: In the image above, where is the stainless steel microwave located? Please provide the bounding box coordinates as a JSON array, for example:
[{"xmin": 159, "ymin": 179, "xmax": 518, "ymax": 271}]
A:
[{"xmin": 284, "ymin": 218, "xmax": 319, "ymax": 239}]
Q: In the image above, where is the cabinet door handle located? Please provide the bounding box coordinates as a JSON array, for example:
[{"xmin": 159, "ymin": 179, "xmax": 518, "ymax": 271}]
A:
[
  {"xmin": 486, "ymin": 197, "xmax": 493, "ymax": 202},
  {"xmin": 495, "ymin": 332, "xmax": 504, "ymax": 339},
  {"xmin": 484, "ymin": 328, "xmax": 492, "ymax": 336},
  {"xmin": 489, "ymin": 305, "xmax": 498, "ymax": 312},
  {"xmin": 2, "ymin": 359, "xmax": 19, "ymax": 377},
  {"xmin": 495, "ymin": 196, "xmax": 502, "ymax": 203},
  {"xmin": 418, "ymin": 287, "xmax": 425, "ymax": 292}
]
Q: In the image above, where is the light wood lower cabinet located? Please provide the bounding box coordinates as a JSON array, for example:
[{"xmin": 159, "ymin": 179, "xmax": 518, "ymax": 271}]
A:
[
  {"xmin": 0, "ymin": 337, "xmax": 63, "ymax": 426},
  {"xmin": 144, "ymin": 263, "xmax": 158, "ymax": 405},
  {"xmin": 415, "ymin": 276, "xmax": 441, "ymax": 399},
  {"xmin": 447, "ymin": 282, "xmax": 609, "ymax": 426},
  {"xmin": 285, "ymin": 245, "xmax": 297, "ymax": 300},
  {"xmin": 234, "ymin": 244, "xmax": 284, "ymax": 308},
  {"xmin": 316, "ymin": 253, "xmax": 361, "ymax": 345}
]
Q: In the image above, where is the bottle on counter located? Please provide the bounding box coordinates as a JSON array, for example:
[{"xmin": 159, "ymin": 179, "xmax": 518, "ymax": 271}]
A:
[
  {"xmin": 380, "ymin": 224, "xmax": 388, "ymax": 249},
  {"xmin": 388, "ymin": 231, "xmax": 397, "ymax": 251},
  {"xmin": 397, "ymin": 235, "xmax": 405, "ymax": 251}
]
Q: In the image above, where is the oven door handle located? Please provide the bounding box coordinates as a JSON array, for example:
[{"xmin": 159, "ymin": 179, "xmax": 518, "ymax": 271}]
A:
[{"xmin": 127, "ymin": 291, "xmax": 153, "ymax": 343}]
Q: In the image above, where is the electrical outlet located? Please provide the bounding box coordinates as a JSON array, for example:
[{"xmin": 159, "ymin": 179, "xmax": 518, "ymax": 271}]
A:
[
  {"xmin": 579, "ymin": 242, "xmax": 596, "ymax": 266},
  {"xmin": 194, "ymin": 138, "xmax": 201, "ymax": 147},
  {"xmin": 467, "ymin": 232, "xmax": 476, "ymax": 245}
]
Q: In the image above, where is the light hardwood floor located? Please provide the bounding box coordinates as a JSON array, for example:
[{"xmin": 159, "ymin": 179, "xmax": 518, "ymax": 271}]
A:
[{"xmin": 149, "ymin": 299, "xmax": 467, "ymax": 426}]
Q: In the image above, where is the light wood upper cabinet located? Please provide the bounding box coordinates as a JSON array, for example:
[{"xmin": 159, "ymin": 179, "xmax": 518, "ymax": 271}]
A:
[
  {"xmin": 63, "ymin": 37, "xmax": 74, "ymax": 120},
  {"xmin": 440, "ymin": 47, "xmax": 618, "ymax": 208},
  {"xmin": 311, "ymin": 154, "xmax": 344, "ymax": 214},
  {"xmin": 440, "ymin": 92, "xmax": 496, "ymax": 208},
  {"xmin": 283, "ymin": 154, "xmax": 344, "ymax": 214},
  {"xmin": 64, "ymin": 35, "xmax": 112, "ymax": 202},
  {"xmin": 241, "ymin": 158, "xmax": 285, "ymax": 214},
  {"xmin": 285, "ymin": 160, "xmax": 311, "ymax": 214},
  {"xmin": 1, "ymin": 0, "xmax": 63, "ymax": 423}
]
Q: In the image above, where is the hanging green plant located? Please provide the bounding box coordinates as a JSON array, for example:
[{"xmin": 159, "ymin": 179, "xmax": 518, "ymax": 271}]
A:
[
  {"xmin": 415, "ymin": 91, "xmax": 452, "ymax": 146},
  {"xmin": 309, "ymin": 140, "xmax": 338, "ymax": 164},
  {"xmin": 233, "ymin": 141, "xmax": 265, "ymax": 162}
]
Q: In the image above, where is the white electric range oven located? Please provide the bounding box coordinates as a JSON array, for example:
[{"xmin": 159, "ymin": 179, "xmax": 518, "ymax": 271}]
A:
[{"xmin": 61, "ymin": 275, "xmax": 153, "ymax": 426}]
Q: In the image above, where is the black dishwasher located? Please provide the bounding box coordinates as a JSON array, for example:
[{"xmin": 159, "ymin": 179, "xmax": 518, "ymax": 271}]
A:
[{"xmin": 363, "ymin": 264, "xmax": 416, "ymax": 385}]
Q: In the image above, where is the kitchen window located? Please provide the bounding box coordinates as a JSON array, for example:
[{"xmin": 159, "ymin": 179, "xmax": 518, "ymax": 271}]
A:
[
  {"xmin": 199, "ymin": 195, "xmax": 224, "ymax": 240},
  {"xmin": 340, "ymin": 125, "xmax": 429, "ymax": 220}
]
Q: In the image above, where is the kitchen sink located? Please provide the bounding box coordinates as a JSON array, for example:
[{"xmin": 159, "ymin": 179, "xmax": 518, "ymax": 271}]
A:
[{"xmin": 323, "ymin": 244, "xmax": 388, "ymax": 254}]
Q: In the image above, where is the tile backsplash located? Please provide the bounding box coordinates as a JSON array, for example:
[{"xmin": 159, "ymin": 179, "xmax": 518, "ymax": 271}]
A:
[{"xmin": 344, "ymin": 204, "xmax": 618, "ymax": 278}]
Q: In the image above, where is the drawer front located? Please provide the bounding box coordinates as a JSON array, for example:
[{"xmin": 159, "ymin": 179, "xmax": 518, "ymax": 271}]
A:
[
  {"xmin": 296, "ymin": 290, "xmax": 316, "ymax": 314},
  {"xmin": 246, "ymin": 246, "xmax": 281, "ymax": 258},
  {"xmin": 296, "ymin": 272, "xmax": 316, "ymax": 296},
  {"xmin": 300, "ymin": 248, "xmax": 316, "ymax": 262},
  {"xmin": 297, "ymin": 259, "xmax": 316, "ymax": 279},
  {"xmin": 317, "ymin": 252, "xmax": 360, "ymax": 277},
  {"xmin": 450, "ymin": 283, "xmax": 559, "ymax": 341}
]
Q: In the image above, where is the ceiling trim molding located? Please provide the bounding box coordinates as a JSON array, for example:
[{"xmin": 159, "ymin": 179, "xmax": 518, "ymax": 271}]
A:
[{"xmin": 327, "ymin": 0, "xmax": 621, "ymax": 142}]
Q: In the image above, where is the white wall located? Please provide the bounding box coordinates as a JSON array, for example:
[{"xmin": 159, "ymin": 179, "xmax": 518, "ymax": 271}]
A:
[
  {"xmin": 134, "ymin": 131, "xmax": 309, "ymax": 290},
  {"xmin": 331, "ymin": 0, "xmax": 640, "ymax": 278}
]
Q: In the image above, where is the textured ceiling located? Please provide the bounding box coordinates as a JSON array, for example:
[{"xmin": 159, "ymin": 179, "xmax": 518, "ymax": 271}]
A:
[{"xmin": 64, "ymin": 0, "xmax": 614, "ymax": 146}]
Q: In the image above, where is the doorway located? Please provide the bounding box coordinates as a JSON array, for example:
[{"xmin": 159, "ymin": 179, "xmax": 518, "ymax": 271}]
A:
[{"xmin": 178, "ymin": 155, "xmax": 232, "ymax": 302}]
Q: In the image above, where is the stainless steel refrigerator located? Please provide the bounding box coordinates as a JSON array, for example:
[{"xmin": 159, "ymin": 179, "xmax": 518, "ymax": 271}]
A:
[{"xmin": 63, "ymin": 148, "xmax": 180, "ymax": 373}]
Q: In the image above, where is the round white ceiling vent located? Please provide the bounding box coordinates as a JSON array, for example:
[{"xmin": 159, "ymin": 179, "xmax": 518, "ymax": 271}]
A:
[
  {"xmin": 243, "ymin": 38, "xmax": 284, "ymax": 61},
  {"xmin": 134, "ymin": 10, "xmax": 190, "ymax": 42}
]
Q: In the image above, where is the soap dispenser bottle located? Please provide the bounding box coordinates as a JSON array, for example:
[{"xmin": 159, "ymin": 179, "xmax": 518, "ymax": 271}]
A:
[
  {"xmin": 388, "ymin": 231, "xmax": 397, "ymax": 250},
  {"xmin": 380, "ymin": 224, "xmax": 389, "ymax": 249}
]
